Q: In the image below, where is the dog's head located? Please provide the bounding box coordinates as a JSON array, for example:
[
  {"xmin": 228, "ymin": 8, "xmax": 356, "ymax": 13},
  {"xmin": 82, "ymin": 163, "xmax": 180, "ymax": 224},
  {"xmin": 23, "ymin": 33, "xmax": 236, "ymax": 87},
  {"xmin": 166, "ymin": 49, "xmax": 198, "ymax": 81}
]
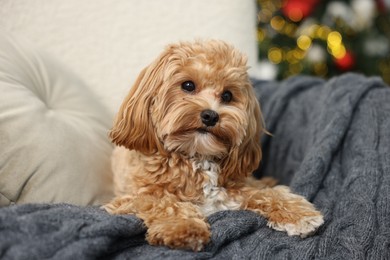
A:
[{"xmin": 111, "ymin": 40, "xmax": 264, "ymax": 180}]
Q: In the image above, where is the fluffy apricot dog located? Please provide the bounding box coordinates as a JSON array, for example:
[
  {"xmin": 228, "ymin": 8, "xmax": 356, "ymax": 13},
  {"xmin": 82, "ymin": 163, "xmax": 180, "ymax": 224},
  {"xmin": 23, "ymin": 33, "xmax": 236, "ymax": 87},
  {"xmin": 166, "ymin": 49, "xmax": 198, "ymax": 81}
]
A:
[{"xmin": 104, "ymin": 40, "xmax": 323, "ymax": 251}]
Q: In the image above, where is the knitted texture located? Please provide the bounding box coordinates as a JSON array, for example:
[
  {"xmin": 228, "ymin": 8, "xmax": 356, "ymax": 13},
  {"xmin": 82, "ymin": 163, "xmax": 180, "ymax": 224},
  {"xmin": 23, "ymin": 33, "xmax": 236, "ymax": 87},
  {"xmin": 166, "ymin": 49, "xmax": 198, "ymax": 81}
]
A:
[{"xmin": 0, "ymin": 74, "xmax": 389, "ymax": 259}]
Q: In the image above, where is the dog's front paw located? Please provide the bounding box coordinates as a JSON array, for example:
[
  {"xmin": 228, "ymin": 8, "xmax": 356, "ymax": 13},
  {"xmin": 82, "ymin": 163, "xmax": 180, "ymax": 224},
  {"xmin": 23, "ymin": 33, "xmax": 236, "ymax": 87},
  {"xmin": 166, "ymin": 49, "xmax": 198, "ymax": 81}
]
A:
[
  {"xmin": 147, "ymin": 218, "xmax": 211, "ymax": 251},
  {"xmin": 268, "ymin": 213, "xmax": 324, "ymax": 238},
  {"xmin": 260, "ymin": 186, "xmax": 324, "ymax": 238}
]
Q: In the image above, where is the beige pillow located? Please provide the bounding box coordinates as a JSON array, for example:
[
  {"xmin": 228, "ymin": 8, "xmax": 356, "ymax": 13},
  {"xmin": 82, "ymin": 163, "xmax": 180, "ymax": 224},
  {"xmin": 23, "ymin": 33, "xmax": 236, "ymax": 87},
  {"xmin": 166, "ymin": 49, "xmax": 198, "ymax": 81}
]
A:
[{"xmin": 0, "ymin": 31, "xmax": 114, "ymax": 206}]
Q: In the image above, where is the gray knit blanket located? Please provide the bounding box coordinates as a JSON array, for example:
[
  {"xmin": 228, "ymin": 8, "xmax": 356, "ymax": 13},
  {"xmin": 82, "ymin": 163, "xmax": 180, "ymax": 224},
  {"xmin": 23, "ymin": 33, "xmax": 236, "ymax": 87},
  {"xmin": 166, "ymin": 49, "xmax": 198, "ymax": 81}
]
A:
[{"xmin": 1, "ymin": 74, "xmax": 389, "ymax": 259}]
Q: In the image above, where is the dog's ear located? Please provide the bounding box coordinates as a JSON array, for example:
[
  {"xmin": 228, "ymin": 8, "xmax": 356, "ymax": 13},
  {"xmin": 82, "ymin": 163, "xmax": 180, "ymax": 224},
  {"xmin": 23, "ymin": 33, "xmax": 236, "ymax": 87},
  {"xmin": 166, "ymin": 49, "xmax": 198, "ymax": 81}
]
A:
[
  {"xmin": 110, "ymin": 51, "xmax": 171, "ymax": 154},
  {"xmin": 221, "ymin": 84, "xmax": 264, "ymax": 183}
]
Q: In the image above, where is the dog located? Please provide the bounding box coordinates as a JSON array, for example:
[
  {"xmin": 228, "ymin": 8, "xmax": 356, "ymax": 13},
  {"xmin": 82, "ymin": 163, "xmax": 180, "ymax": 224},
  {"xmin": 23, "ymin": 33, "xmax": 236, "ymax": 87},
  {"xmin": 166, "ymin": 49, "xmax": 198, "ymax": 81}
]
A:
[{"xmin": 104, "ymin": 40, "xmax": 323, "ymax": 251}]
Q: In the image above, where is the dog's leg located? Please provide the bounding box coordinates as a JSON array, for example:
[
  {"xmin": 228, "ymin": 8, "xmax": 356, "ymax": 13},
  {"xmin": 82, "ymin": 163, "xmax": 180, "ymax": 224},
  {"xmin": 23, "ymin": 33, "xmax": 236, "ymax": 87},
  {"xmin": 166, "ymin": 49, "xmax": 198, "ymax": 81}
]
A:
[
  {"xmin": 103, "ymin": 194, "xmax": 210, "ymax": 251},
  {"xmin": 239, "ymin": 185, "xmax": 323, "ymax": 237},
  {"xmin": 245, "ymin": 176, "xmax": 278, "ymax": 189},
  {"xmin": 103, "ymin": 194, "xmax": 137, "ymax": 214}
]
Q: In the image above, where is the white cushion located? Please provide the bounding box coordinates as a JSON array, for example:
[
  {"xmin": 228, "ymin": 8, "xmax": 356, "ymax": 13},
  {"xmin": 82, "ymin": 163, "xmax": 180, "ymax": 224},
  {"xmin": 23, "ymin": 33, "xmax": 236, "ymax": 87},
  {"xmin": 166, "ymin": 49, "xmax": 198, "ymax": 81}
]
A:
[
  {"xmin": 0, "ymin": 31, "xmax": 113, "ymax": 206},
  {"xmin": 0, "ymin": 0, "xmax": 258, "ymax": 115}
]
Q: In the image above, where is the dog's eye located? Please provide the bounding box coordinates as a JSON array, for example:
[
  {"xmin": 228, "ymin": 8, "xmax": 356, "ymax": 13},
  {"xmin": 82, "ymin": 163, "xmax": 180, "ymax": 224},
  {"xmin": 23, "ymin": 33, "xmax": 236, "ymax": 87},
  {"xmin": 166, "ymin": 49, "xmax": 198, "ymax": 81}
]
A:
[
  {"xmin": 181, "ymin": 81, "xmax": 196, "ymax": 92},
  {"xmin": 221, "ymin": 90, "xmax": 233, "ymax": 103}
]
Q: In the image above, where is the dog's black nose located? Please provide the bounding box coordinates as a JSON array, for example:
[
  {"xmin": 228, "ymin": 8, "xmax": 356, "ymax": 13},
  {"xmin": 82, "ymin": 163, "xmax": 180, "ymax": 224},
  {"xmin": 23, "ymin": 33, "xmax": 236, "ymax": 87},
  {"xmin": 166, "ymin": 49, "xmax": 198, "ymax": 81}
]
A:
[{"xmin": 201, "ymin": 109, "xmax": 219, "ymax": 127}]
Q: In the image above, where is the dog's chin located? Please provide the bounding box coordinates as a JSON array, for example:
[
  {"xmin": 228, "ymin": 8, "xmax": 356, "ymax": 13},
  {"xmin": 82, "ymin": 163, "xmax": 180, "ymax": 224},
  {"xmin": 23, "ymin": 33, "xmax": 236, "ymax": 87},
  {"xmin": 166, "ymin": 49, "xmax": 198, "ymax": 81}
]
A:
[{"xmin": 163, "ymin": 130, "xmax": 229, "ymax": 158}]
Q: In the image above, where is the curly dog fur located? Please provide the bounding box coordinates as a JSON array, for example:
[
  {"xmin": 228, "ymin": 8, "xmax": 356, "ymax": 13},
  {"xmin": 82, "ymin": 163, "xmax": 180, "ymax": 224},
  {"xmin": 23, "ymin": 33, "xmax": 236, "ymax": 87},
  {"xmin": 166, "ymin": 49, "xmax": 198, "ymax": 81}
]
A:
[{"xmin": 104, "ymin": 40, "xmax": 323, "ymax": 251}]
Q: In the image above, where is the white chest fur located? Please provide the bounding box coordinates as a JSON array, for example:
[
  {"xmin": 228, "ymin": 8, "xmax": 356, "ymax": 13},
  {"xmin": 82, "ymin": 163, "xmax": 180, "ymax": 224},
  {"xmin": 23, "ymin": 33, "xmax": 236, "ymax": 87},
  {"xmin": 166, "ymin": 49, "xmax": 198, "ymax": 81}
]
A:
[{"xmin": 193, "ymin": 160, "xmax": 241, "ymax": 216}]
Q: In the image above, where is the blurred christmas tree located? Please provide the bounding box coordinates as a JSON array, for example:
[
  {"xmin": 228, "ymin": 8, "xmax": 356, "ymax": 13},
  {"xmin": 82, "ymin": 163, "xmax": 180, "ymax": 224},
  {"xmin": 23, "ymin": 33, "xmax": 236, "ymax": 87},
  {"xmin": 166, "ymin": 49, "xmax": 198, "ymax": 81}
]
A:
[{"xmin": 257, "ymin": 0, "xmax": 390, "ymax": 84}]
